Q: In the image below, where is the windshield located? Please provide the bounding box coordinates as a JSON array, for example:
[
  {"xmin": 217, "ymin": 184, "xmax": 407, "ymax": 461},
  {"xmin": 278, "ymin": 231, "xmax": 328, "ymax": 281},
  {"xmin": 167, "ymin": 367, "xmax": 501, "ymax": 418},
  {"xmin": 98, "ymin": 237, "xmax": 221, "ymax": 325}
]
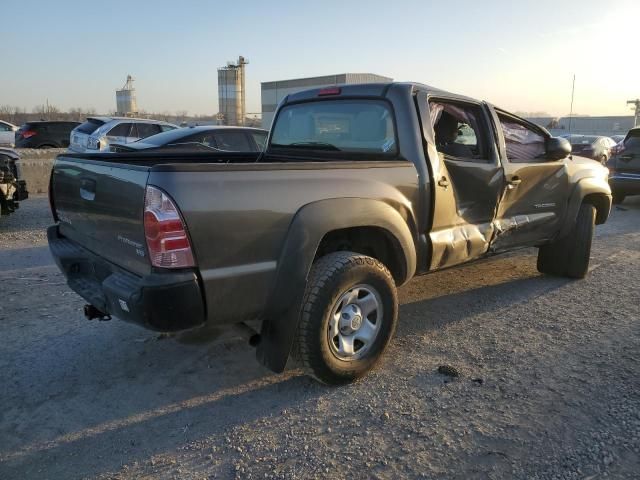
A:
[{"xmin": 270, "ymin": 100, "xmax": 397, "ymax": 156}]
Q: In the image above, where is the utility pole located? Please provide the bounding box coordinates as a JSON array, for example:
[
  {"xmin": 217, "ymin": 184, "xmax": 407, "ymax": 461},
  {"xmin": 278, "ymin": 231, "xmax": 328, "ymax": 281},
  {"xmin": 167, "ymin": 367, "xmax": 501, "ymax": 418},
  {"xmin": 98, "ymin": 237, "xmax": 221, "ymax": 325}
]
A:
[
  {"xmin": 628, "ymin": 99, "xmax": 640, "ymax": 127},
  {"xmin": 568, "ymin": 74, "xmax": 576, "ymax": 135}
]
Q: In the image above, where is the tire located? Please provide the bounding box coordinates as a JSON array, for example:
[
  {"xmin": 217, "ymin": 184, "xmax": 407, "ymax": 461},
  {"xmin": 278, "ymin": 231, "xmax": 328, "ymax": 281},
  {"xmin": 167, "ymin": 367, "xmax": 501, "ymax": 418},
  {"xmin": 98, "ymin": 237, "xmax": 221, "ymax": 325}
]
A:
[
  {"xmin": 612, "ymin": 193, "xmax": 625, "ymax": 205},
  {"xmin": 297, "ymin": 251, "xmax": 398, "ymax": 385},
  {"xmin": 537, "ymin": 203, "xmax": 596, "ymax": 279}
]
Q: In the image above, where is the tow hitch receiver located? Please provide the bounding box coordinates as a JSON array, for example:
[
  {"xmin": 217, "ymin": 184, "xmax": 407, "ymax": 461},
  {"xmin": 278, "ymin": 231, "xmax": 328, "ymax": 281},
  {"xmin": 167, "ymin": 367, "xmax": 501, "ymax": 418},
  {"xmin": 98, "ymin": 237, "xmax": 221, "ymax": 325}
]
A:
[{"xmin": 84, "ymin": 304, "xmax": 112, "ymax": 321}]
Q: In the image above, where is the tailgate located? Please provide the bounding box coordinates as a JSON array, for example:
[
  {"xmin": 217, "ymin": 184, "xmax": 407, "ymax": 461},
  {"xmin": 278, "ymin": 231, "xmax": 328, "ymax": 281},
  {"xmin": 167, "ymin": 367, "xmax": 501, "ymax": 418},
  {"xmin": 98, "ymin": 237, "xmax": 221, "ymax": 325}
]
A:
[{"xmin": 51, "ymin": 156, "xmax": 152, "ymax": 276}]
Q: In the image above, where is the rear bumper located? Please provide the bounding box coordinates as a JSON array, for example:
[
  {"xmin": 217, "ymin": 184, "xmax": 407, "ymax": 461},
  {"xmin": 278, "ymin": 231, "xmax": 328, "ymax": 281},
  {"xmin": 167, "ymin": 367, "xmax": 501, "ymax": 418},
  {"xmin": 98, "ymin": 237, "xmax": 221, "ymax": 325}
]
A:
[
  {"xmin": 609, "ymin": 173, "xmax": 640, "ymax": 195},
  {"xmin": 48, "ymin": 225, "xmax": 206, "ymax": 331}
]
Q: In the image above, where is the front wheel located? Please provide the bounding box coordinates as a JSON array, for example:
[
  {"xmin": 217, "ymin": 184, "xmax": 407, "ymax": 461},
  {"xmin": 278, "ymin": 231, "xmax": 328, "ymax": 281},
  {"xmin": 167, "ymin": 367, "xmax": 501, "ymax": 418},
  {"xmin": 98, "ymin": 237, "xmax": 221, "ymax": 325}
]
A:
[
  {"xmin": 297, "ymin": 252, "xmax": 398, "ymax": 385},
  {"xmin": 537, "ymin": 203, "xmax": 596, "ymax": 279}
]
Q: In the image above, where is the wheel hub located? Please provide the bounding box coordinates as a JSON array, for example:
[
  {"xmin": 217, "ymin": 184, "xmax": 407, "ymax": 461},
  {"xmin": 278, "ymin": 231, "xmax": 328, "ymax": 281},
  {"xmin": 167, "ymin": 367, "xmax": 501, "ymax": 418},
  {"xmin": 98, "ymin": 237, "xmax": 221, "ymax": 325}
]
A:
[
  {"xmin": 340, "ymin": 304, "xmax": 363, "ymax": 334},
  {"xmin": 328, "ymin": 284, "xmax": 383, "ymax": 361}
]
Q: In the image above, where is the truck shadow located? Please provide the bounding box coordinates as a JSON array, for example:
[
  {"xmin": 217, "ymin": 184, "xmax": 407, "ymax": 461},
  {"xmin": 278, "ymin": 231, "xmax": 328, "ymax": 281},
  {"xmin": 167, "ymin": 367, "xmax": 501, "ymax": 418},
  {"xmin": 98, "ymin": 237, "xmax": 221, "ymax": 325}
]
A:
[{"xmin": 0, "ymin": 249, "xmax": 579, "ymax": 479}]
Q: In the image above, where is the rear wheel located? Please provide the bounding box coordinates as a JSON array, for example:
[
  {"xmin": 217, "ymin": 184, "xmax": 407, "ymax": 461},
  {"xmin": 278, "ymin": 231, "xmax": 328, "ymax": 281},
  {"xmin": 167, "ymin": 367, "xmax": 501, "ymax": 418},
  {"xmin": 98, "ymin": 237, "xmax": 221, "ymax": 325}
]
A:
[
  {"xmin": 537, "ymin": 203, "xmax": 596, "ymax": 279},
  {"xmin": 297, "ymin": 252, "xmax": 398, "ymax": 385},
  {"xmin": 612, "ymin": 192, "xmax": 625, "ymax": 205}
]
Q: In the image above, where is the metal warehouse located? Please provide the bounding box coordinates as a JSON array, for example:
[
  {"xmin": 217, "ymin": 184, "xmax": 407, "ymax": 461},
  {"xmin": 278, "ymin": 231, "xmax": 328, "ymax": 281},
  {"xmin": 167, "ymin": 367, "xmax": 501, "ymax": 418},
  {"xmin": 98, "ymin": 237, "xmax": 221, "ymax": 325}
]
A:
[{"xmin": 261, "ymin": 73, "xmax": 392, "ymax": 128}]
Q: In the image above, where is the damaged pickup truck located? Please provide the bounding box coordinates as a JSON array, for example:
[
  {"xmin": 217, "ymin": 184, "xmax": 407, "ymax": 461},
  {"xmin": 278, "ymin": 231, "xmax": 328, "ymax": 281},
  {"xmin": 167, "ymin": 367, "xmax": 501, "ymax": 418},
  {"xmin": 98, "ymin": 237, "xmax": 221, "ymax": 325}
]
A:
[
  {"xmin": 48, "ymin": 83, "xmax": 611, "ymax": 385},
  {"xmin": 0, "ymin": 148, "xmax": 28, "ymax": 217}
]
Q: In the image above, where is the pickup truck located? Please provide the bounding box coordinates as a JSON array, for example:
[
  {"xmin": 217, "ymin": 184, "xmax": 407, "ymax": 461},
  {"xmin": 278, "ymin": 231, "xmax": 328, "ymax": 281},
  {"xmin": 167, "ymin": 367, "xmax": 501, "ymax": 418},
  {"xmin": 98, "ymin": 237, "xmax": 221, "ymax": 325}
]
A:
[{"xmin": 48, "ymin": 82, "xmax": 612, "ymax": 385}]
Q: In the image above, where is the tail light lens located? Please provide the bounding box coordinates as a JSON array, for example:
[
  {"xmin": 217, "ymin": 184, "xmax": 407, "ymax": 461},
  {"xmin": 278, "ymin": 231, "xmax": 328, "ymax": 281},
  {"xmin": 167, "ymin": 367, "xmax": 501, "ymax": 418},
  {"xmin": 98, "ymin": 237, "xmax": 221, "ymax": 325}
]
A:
[
  {"xmin": 144, "ymin": 185, "xmax": 195, "ymax": 268},
  {"xmin": 21, "ymin": 129, "xmax": 37, "ymax": 139}
]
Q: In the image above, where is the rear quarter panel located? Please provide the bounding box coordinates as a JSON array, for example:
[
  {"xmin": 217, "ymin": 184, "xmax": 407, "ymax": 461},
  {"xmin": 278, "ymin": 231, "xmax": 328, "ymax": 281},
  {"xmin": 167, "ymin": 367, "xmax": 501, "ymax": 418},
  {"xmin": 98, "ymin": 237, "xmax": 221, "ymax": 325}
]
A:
[{"xmin": 148, "ymin": 162, "xmax": 420, "ymax": 324}]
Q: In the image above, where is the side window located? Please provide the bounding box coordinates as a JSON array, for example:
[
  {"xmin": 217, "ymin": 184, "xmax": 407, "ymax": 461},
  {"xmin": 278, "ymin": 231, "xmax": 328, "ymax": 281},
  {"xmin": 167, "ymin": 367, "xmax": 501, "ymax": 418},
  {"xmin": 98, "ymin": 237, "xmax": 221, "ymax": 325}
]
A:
[
  {"xmin": 251, "ymin": 132, "xmax": 267, "ymax": 150},
  {"xmin": 497, "ymin": 114, "xmax": 546, "ymax": 162},
  {"xmin": 160, "ymin": 125, "xmax": 175, "ymax": 132},
  {"xmin": 108, "ymin": 123, "xmax": 133, "ymax": 137},
  {"xmin": 136, "ymin": 123, "xmax": 161, "ymax": 139},
  {"xmin": 430, "ymin": 101, "xmax": 490, "ymax": 162},
  {"xmin": 213, "ymin": 131, "xmax": 252, "ymax": 151},
  {"xmin": 0, "ymin": 123, "xmax": 9, "ymax": 132}
]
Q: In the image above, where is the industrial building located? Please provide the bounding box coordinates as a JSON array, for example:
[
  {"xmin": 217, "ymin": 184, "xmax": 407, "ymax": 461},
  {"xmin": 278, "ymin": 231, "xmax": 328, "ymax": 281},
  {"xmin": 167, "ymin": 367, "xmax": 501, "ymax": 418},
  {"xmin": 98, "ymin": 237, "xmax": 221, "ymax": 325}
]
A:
[
  {"xmin": 115, "ymin": 75, "xmax": 138, "ymax": 117},
  {"xmin": 218, "ymin": 56, "xmax": 248, "ymax": 126},
  {"xmin": 527, "ymin": 115, "xmax": 636, "ymax": 137},
  {"xmin": 261, "ymin": 73, "xmax": 393, "ymax": 128}
]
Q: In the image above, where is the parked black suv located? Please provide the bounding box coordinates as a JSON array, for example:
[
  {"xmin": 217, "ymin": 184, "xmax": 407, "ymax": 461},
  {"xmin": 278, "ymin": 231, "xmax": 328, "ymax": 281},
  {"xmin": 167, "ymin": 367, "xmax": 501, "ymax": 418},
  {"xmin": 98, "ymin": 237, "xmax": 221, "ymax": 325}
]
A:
[
  {"xmin": 15, "ymin": 121, "xmax": 80, "ymax": 148},
  {"xmin": 608, "ymin": 127, "xmax": 640, "ymax": 203}
]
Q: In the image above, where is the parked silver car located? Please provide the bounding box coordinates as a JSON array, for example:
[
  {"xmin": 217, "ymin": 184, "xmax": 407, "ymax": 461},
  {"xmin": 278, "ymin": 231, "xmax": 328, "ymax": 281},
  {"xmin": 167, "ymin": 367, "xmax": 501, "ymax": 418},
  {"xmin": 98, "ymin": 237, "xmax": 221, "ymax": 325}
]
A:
[
  {"xmin": 0, "ymin": 120, "xmax": 18, "ymax": 147},
  {"xmin": 68, "ymin": 117, "xmax": 177, "ymax": 153}
]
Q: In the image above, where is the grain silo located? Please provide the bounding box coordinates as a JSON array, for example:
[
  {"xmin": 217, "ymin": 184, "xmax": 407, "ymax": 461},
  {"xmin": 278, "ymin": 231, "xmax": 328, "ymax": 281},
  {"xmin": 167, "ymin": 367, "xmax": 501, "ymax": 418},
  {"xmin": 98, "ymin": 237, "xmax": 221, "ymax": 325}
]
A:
[
  {"xmin": 217, "ymin": 56, "xmax": 247, "ymax": 126},
  {"xmin": 116, "ymin": 75, "xmax": 138, "ymax": 117}
]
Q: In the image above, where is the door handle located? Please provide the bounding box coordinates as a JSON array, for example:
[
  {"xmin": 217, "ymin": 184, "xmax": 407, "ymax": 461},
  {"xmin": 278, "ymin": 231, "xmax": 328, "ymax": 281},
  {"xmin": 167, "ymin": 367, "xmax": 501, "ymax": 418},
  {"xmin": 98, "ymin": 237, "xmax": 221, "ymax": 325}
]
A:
[
  {"xmin": 507, "ymin": 176, "xmax": 522, "ymax": 189},
  {"xmin": 437, "ymin": 176, "xmax": 449, "ymax": 188},
  {"xmin": 621, "ymin": 155, "xmax": 633, "ymax": 162}
]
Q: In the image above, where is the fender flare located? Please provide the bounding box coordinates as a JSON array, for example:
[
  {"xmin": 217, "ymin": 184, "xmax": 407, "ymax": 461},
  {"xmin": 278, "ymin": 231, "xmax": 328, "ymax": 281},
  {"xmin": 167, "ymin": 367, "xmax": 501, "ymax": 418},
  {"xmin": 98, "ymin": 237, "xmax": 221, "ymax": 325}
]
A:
[
  {"xmin": 256, "ymin": 197, "xmax": 417, "ymax": 373},
  {"xmin": 558, "ymin": 176, "xmax": 611, "ymax": 238}
]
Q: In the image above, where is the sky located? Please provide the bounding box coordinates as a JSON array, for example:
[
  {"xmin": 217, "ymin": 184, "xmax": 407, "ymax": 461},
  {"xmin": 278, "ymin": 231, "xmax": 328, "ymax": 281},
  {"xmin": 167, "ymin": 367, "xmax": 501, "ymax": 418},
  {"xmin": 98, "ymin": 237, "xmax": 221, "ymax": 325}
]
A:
[{"xmin": 1, "ymin": 0, "xmax": 638, "ymax": 118}]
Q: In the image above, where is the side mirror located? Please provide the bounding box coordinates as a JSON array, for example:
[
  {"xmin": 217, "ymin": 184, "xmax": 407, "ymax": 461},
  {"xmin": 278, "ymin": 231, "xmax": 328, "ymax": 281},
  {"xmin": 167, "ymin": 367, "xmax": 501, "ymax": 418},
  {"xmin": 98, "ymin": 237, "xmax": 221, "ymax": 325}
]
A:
[{"xmin": 546, "ymin": 136, "xmax": 571, "ymax": 160}]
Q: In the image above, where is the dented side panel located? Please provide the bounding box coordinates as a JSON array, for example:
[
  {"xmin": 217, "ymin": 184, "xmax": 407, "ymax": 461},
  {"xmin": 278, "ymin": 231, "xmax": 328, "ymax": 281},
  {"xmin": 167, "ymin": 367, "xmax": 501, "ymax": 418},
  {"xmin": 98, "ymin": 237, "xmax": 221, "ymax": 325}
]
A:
[
  {"xmin": 491, "ymin": 161, "xmax": 569, "ymax": 251},
  {"xmin": 414, "ymin": 91, "xmax": 504, "ymax": 270}
]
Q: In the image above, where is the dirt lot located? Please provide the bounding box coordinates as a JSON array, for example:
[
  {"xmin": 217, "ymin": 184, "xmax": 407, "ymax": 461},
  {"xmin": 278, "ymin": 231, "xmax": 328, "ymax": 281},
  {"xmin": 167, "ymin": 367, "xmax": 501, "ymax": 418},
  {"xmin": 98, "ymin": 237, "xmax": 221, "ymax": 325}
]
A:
[{"xmin": 0, "ymin": 196, "xmax": 638, "ymax": 480}]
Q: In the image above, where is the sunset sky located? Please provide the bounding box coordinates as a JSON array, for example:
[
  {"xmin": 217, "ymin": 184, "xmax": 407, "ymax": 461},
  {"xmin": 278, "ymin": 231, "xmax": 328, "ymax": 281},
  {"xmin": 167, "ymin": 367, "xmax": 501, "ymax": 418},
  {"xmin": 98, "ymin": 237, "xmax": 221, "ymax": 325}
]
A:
[{"xmin": 2, "ymin": 0, "xmax": 638, "ymax": 117}]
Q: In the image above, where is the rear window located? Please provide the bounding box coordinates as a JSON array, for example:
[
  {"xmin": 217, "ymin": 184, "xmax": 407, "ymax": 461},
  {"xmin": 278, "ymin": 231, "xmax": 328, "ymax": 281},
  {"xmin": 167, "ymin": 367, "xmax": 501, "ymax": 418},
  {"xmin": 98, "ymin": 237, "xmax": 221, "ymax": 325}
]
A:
[
  {"xmin": 76, "ymin": 119, "xmax": 105, "ymax": 134},
  {"xmin": 270, "ymin": 100, "xmax": 397, "ymax": 156}
]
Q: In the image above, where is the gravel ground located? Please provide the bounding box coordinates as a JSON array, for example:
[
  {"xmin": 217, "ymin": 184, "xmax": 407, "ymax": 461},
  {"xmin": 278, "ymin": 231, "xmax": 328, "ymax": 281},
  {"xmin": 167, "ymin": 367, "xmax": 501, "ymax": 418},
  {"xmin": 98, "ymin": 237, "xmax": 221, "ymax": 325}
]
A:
[{"xmin": 0, "ymin": 196, "xmax": 638, "ymax": 479}]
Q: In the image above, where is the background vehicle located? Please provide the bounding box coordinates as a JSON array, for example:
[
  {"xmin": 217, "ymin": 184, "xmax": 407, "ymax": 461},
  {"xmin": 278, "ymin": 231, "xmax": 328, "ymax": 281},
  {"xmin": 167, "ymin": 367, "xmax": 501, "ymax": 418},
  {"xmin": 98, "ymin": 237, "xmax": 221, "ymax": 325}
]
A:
[
  {"xmin": 607, "ymin": 127, "xmax": 640, "ymax": 204},
  {"xmin": 48, "ymin": 82, "xmax": 611, "ymax": 385},
  {"xmin": 0, "ymin": 148, "xmax": 28, "ymax": 217},
  {"xmin": 563, "ymin": 134, "xmax": 617, "ymax": 164},
  {"xmin": 0, "ymin": 120, "xmax": 18, "ymax": 146},
  {"xmin": 15, "ymin": 121, "xmax": 79, "ymax": 148},
  {"xmin": 610, "ymin": 134, "xmax": 627, "ymax": 156},
  {"xmin": 110, "ymin": 126, "xmax": 268, "ymax": 153},
  {"xmin": 69, "ymin": 117, "xmax": 177, "ymax": 153}
]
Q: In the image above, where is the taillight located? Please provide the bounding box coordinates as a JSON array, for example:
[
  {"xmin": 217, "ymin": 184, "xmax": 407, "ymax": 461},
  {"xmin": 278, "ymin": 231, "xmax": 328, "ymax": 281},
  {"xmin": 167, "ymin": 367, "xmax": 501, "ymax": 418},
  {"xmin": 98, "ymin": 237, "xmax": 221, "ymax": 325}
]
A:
[
  {"xmin": 21, "ymin": 129, "xmax": 37, "ymax": 139},
  {"xmin": 318, "ymin": 87, "xmax": 341, "ymax": 96},
  {"xmin": 144, "ymin": 185, "xmax": 195, "ymax": 268}
]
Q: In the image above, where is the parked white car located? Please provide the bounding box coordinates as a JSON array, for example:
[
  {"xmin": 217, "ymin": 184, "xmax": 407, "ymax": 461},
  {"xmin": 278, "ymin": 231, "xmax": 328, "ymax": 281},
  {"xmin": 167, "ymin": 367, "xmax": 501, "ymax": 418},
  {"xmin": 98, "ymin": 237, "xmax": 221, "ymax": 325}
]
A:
[
  {"xmin": 68, "ymin": 117, "xmax": 177, "ymax": 153},
  {"xmin": 0, "ymin": 120, "xmax": 18, "ymax": 147}
]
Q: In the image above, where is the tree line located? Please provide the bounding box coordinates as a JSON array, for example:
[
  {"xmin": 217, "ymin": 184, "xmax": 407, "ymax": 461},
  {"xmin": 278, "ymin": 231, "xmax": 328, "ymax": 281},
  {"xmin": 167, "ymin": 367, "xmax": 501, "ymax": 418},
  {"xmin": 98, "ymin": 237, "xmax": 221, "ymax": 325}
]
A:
[{"xmin": 0, "ymin": 105, "xmax": 262, "ymax": 128}]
